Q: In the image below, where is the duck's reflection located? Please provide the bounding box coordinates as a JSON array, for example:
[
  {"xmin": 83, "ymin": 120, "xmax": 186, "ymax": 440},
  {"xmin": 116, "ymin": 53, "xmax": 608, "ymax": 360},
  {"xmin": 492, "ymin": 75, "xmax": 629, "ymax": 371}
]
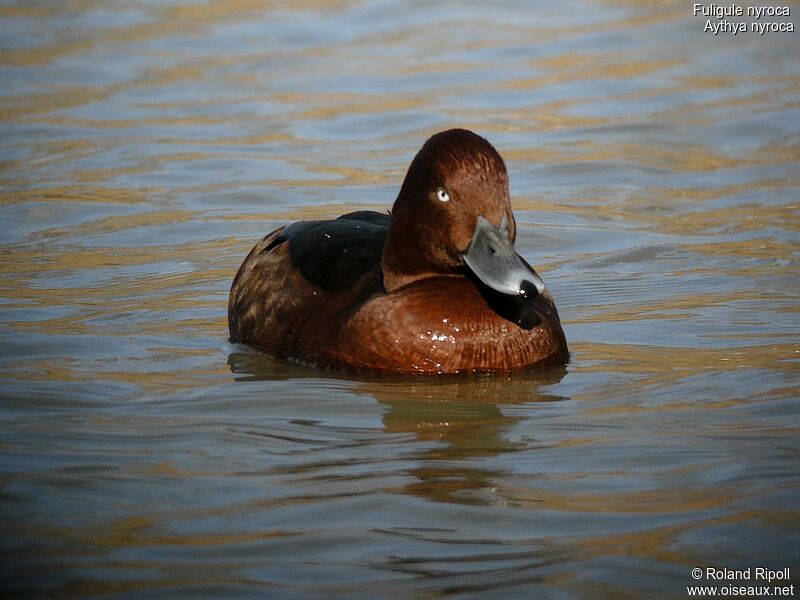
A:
[
  {"xmin": 365, "ymin": 371, "xmax": 566, "ymax": 502},
  {"xmin": 228, "ymin": 351, "xmax": 567, "ymax": 503}
]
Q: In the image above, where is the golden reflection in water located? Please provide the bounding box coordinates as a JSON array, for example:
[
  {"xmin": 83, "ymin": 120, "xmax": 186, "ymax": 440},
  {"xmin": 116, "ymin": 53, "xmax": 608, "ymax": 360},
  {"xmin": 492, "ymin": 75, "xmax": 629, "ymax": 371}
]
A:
[
  {"xmin": 575, "ymin": 291, "xmax": 788, "ymax": 324},
  {"xmin": 218, "ymin": 202, "xmax": 388, "ymax": 221},
  {"xmin": 0, "ymin": 185, "xmax": 151, "ymax": 207},
  {"xmin": 572, "ymin": 341, "xmax": 798, "ymax": 392},
  {"xmin": 515, "ymin": 179, "xmax": 799, "ymax": 242},
  {"xmin": 0, "ymin": 0, "xmax": 344, "ymax": 66}
]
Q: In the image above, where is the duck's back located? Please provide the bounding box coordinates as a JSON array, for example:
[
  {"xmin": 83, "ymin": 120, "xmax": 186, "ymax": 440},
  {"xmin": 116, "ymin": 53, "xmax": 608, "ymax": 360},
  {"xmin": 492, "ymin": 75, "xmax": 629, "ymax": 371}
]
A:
[{"xmin": 228, "ymin": 211, "xmax": 389, "ymax": 359}]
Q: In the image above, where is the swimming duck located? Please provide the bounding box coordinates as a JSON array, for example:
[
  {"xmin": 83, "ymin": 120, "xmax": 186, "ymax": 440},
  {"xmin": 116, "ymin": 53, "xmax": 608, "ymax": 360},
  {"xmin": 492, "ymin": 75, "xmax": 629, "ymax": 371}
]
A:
[{"xmin": 228, "ymin": 128, "xmax": 568, "ymax": 373}]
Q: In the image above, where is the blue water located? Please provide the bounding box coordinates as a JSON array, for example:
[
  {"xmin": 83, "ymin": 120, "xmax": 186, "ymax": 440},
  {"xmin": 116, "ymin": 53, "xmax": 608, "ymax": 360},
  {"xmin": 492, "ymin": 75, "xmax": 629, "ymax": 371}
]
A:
[{"xmin": 1, "ymin": 1, "xmax": 798, "ymax": 597}]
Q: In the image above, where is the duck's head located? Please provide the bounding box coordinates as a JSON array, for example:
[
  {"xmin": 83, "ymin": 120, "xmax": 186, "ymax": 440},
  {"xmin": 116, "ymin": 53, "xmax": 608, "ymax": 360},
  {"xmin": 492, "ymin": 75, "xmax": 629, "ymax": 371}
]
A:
[{"xmin": 382, "ymin": 128, "xmax": 546, "ymax": 303}]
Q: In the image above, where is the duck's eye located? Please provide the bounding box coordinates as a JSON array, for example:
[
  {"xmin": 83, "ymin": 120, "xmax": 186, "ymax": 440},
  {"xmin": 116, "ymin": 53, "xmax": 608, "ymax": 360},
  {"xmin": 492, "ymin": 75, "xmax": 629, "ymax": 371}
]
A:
[{"xmin": 436, "ymin": 188, "xmax": 450, "ymax": 203}]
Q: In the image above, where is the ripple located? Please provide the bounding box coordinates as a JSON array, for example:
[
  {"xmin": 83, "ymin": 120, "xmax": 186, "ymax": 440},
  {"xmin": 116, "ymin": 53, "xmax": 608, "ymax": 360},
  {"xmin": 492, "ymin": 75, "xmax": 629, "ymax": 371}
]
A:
[{"xmin": 1, "ymin": 0, "xmax": 798, "ymax": 597}]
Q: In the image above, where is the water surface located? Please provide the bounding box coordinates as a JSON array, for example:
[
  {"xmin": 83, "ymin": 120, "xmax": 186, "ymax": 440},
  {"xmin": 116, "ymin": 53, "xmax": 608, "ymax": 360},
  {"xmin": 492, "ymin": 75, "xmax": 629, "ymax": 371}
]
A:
[{"xmin": 1, "ymin": 1, "xmax": 799, "ymax": 598}]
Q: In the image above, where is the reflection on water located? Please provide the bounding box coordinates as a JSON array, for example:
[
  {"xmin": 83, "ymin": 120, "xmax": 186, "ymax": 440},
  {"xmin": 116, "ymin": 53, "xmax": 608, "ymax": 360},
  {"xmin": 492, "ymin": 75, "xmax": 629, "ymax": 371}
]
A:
[
  {"xmin": 1, "ymin": 0, "xmax": 799, "ymax": 597},
  {"xmin": 231, "ymin": 352, "xmax": 569, "ymax": 504}
]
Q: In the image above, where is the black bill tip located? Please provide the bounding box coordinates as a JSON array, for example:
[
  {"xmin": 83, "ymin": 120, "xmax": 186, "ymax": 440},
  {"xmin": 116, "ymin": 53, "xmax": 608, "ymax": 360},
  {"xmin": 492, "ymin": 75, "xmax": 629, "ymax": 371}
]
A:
[{"xmin": 519, "ymin": 279, "xmax": 539, "ymax": 299}]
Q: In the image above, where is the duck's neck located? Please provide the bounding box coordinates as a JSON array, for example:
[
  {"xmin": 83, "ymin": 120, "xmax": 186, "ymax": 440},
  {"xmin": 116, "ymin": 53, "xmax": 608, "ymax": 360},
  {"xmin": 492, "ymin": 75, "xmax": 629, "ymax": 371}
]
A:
[{"xmin": 381, "ymin": 235, "xmax": 433, "ymax": 293}]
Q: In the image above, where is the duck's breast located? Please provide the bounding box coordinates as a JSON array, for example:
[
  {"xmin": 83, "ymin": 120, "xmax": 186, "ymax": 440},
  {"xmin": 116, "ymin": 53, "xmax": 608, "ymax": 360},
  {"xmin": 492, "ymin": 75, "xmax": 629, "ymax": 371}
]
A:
[{"xmin": 326, "ymin": 276, "xmax": 568, "ymax": 373}]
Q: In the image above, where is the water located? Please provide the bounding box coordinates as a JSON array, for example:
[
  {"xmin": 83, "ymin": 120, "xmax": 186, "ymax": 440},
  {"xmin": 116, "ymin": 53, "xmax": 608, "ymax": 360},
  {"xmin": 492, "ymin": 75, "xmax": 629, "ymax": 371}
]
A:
[{"xmin": 1, "ymin": 1, "xmax": 799, "ymax": 597}]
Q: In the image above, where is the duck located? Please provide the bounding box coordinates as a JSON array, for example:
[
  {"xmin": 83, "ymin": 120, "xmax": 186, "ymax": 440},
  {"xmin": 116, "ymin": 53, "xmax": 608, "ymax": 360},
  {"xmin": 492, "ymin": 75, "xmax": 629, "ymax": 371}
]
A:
[{"xmin": 228, "ymin": 128, "xmax": 568, "ymax": 374}]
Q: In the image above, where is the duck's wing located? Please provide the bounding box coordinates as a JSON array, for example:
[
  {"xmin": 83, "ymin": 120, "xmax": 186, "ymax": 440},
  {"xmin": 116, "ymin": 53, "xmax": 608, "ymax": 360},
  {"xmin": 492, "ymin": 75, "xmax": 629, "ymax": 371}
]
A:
[
  {"xmin": 228, "ymin": 211, "xmax": 390, "ymax": 353},
  {"xmin": 278, "ymin": 210, "xmax": 390, "ymax": 292}
]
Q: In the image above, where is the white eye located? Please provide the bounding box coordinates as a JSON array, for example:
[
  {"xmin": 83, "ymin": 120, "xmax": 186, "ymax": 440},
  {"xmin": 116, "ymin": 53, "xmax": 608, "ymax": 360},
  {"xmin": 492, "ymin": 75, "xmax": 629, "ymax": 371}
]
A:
[{"xmin": 436, "ymin": 188, "xmax": 450, "ymax": 202}]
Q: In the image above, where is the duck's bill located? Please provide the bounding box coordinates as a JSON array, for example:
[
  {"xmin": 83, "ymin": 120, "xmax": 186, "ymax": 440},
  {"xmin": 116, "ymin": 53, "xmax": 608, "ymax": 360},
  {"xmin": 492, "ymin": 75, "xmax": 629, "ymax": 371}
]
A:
[{"xmin": 463, "ymin": 215, "xmax": 546, "ymax": 299}]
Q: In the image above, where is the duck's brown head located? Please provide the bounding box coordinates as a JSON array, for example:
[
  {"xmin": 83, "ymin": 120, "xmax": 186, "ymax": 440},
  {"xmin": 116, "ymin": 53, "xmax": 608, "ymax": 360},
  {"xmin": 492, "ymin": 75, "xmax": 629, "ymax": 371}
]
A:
[{"xmin": 382, "ymin": 128, "xmax": 545, "ymax": 301}]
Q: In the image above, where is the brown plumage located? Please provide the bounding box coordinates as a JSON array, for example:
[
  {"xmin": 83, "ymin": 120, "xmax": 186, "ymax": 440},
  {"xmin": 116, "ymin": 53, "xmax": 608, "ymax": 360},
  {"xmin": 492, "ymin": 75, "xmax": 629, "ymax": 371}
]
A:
[{"xmin": 228, "ymin": 129, "xmax": 569, "ymax": 374}]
